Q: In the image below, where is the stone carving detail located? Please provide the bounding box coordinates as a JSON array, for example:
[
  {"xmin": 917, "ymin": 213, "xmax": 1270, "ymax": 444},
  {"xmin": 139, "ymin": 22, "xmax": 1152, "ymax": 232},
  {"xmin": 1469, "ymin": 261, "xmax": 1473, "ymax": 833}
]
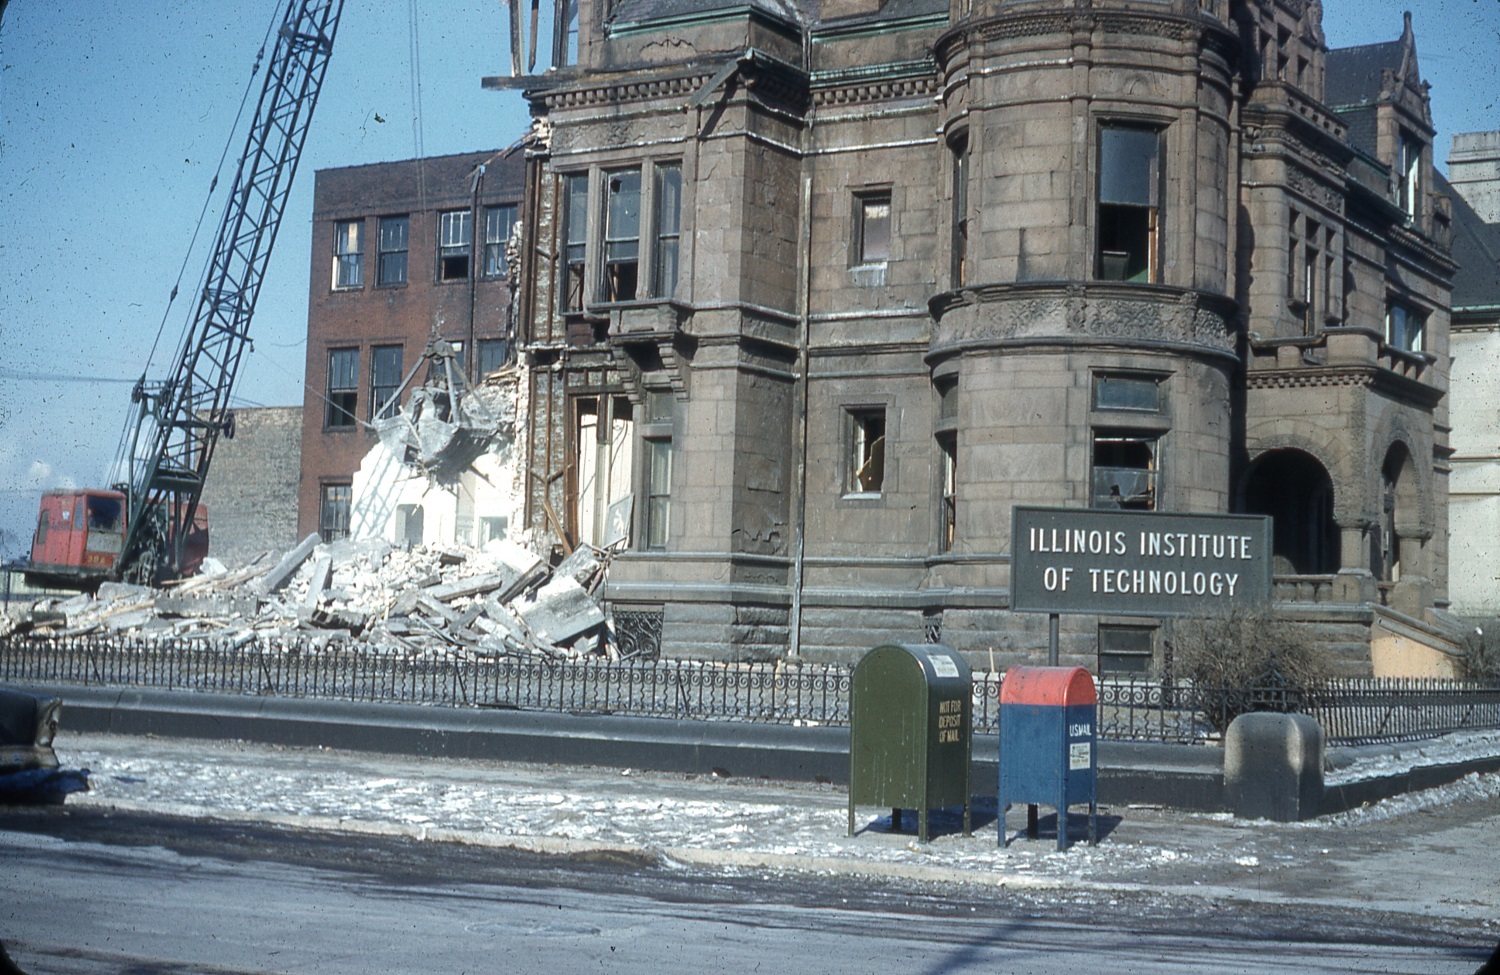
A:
[
  {"xmin": 978, "ymin": 11, "xmax": 1201, "ymax": 44},
  {"xmin": 1286, "ymin": 166, "xmax": 1344, "ymax": 213},
  {"xmin": 932, "ymin": 284, "xmax": 1235, "ymax": 356},
  {"xmin": 604, "ymin": 121, "xmax": 632, "ymax": 147}
]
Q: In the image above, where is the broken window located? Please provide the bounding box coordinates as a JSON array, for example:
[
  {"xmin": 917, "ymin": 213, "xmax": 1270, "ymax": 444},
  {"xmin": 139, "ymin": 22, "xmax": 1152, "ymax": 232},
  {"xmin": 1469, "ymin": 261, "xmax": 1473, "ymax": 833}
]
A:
[
  {"xmin": 938, "ymin": 432, "xmax": 957, "ymax": 553},
  {"xmin": 644, "ymin": 435, "xmax": 671, "ymax": 550},
  {"xmin": 1303, "ymin": 227, "xmax": 1321, "ymax": 334},
  {"xmin": 477, "ymin": 338, "xmax": 509, "ymax": 377},
  {"xmin": 1379, "ymin": 445, "xmax": 1417, "ymax": 583},
  {"xmin": 1386, "ymin": 300, "xmax": 1425, "ymax": 353},
  {"xmin": 847, "ymin": 408, "xmax": 886, "ymax": 494},
  {"xmin": 438, "ymin": 210, "xmax": 472, "ymax": 282},
  {"xmin": 558, "ymin": 0, "xmax": 580, "ymax": 66},
  {"xmin": 1092, "ymin": 430, "xmax": 1157, "ymax": 510},
  {"xmin": 1099, "ymin": 625, "xmax": 1154, "ymax": 676},
  {"xmin": 562, "ymin": 173, "xmax": 588, "ymax": 312},
  {"xmin": 951, "ymin": 133, "xmax": 969, "ymax": 287},
  {"xmin": 319, "ymin": 483, "xmax": 351, "ymax": 542},
  {"xmin": 1097, "ymin": 125, "xmax": 1162, "ymax": 283},
  {"xmin": 854, "ymin": 192, "xmax": 891, "ymax": 266},
  {"xmin": 573, "ymin": 395, "xmax": 635, "ymax": 548},
  {"xmin": 652, "ymin": 164, "xmax": 682, "ymax": 299},
  {"xmin": 603, "ymin": 168, "xmax": 642, "ymax": 302},
  {"xmin": 479, "ymin": 516, "xmax": 508, "ymax": 546},
  {"xmin": 325, "ymin": 348, "xmax": 359, "ymax": 429},
  {"xmin": 396, "ymin": 504, "xmax": 424, "ymax": 547},
  {"xmin": 484, "ymin": 204, "xmax": 517, "ymax": 278},
  {"xmin": 1287, "ymin": 209, "xmax": 1323, "ymax": 333},
  {"xmin": 333, "ymin": 219, "xmax": 363, "ymax": 289},
  {"xmin": 370, "ymin": 344, "xmax": 404, "ymax": 420},
  {"xmin": 1397, "ymin": 133, "xmax": 1421, "ymax": 222},
  {"xmin": 1093, "ymin": 374, "xmax": 1161, "ymax": 413}
]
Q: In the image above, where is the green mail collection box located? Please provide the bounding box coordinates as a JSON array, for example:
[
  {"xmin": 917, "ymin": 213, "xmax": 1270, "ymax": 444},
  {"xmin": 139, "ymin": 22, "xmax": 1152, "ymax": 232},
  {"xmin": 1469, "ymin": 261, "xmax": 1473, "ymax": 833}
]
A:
[{"xmin": 847, "ymin": 643, "xmax": 972, "ymax": 843}]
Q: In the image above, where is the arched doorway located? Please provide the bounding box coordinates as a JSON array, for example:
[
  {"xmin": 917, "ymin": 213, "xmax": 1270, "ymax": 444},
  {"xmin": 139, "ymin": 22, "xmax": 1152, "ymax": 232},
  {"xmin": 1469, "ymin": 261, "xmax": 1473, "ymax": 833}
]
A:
[
  {"xmin": 1242, "ymin": 449, "xmax": 1338, "ymax": 574},
  {"xmin": 1380, "ymin": 442, "xmax": 1421, "ymax": 582}
]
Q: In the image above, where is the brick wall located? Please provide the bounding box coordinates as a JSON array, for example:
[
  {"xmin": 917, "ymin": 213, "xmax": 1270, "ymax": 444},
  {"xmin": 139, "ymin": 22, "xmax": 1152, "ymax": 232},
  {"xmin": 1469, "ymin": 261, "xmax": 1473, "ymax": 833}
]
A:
[{"xmin": 199, "ymin": 407, "xmax": 302, "ymax": 569}]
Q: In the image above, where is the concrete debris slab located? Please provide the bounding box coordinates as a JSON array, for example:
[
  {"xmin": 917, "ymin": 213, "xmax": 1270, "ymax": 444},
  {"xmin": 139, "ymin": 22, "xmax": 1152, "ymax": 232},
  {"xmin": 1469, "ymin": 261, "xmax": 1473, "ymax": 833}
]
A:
[
  {"xmin": 555, "ymin": 544, "xmax": 604, "ymax": 591},
  {"xmin": 14, "ymin": 531, "xmax": 619, "ymax": 659},
  {"xmin": 424, "ymin": 572, "xmax": 513, "ymax": 604},
  {"xmin": 309, "ymin": 607, "xmax": 369, "ymax": 634},
  {"xmin": 304, "ymin": 556, "xmax": 333, "ymax": 608},
  {"xmin": 254, "ymin": 533, "xmax": 321, "ymax": 595},
  {"xmin": 515, "ymin": 576, "xmax": 606, "ymax": 646},
  {"xmin": 156, "ymin": 594, "xmax": 260, "ymax": 619},
  {"xmin": 413, "ymin": 593, "xmax": 463, "ymax": 625},
  {"xmin": 96, "ymin": 582, "xmax": 152, "ymax": 602},
  {"xmin": 102, "ymin": 609, "xmax": 157, "ymax": 632}
]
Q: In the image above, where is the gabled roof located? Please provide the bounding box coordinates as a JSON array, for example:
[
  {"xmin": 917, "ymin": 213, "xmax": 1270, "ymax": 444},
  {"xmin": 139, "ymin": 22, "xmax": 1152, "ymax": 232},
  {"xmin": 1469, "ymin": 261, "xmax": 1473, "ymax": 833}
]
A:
[
  {"xmin": 1443, "ymin": 172, "xmax": 1500, "ymax": 311},
  {"xmin": 1325, "ymin": 41, "xmax": 1405, "ymax": 108}
]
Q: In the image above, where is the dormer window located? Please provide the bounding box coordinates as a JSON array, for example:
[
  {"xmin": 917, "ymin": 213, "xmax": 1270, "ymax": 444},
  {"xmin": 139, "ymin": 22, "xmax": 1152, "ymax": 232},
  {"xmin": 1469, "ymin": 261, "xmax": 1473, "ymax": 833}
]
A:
[{"xmin": 1397, "ymin": 133, "xmax": 1422, "ymax": 222}]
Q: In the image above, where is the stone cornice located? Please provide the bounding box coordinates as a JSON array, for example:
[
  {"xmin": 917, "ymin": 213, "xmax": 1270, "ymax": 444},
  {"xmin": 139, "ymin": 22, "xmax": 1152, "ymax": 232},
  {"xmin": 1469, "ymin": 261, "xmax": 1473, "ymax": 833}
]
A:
[
  {"xmin": 936, "ymin": 8, "xmax": 1237, "ymax": 78},
  {"xmin": 1245, "ymin": 364, "xmax": 1444, "ymax": 407},
  {"xmin": 540, "ymin": 71, "xmax": 713, "ymax": 112},
  {"xmin": 538, "ymin": 52, "xmax": 809, "ymax": 115},
  {"xmin": 812, "ymin": 73, "xmax": 938, "ymax": 109}
]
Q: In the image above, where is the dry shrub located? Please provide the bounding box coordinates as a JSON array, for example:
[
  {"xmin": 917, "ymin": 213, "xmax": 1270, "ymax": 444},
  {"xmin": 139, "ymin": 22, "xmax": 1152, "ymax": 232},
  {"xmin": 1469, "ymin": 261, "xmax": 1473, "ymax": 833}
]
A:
[
  {"xmin": 1459, "ymin": 619, "xmax": 1500, "ymax": 681},
  {"xmin": 1166, "ymin": 606, "xmax": 1330, "ymax": 734}
]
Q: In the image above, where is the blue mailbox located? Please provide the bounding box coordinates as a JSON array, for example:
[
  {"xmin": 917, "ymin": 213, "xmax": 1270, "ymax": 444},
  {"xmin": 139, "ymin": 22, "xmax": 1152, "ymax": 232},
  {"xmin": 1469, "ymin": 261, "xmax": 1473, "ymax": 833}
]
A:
[{"xmin": 998, "ymin": 666, "xmax": 1098, "ymax": 850}]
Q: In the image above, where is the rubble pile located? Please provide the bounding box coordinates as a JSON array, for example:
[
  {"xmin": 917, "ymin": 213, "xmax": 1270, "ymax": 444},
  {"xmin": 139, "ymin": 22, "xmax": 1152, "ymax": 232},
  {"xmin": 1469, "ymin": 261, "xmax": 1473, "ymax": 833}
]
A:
[{"xmin": 5, "ymin": 535, "xmax": 622, "ymax": 660}]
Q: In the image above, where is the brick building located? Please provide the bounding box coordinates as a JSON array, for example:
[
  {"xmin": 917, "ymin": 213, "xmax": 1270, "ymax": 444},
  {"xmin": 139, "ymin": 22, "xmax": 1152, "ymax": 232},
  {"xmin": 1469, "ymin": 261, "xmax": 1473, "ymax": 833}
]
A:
[
  {"xmin": 493, "ymin": 0, "xmax": 1456, "ymax": 673},
  {"xmin": 298, "ymin": 151, "xmax": 526, "ymax": 540}
]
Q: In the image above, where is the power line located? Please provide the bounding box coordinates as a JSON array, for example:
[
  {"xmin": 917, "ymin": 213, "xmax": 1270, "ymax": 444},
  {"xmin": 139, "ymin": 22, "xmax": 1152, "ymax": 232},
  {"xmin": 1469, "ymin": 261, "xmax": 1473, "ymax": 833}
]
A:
[{"xmin": 0, "ymin": 367, "xmax": 136, "ymax": 385}]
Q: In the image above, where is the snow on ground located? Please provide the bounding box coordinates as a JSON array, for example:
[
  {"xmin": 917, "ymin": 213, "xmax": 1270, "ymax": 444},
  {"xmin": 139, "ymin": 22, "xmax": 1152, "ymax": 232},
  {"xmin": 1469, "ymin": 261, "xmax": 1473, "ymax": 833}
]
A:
[
  {"xmin": 47, "ymin": 730, "xmax": 1500, "ymax": 894},
  {"xmin": 1326, "ymin": 730, "xmax": 1500, "ymax": 785},
  {"xmin": 55, "ymin": 732, "xmax": 1243, "ymax": 884}
]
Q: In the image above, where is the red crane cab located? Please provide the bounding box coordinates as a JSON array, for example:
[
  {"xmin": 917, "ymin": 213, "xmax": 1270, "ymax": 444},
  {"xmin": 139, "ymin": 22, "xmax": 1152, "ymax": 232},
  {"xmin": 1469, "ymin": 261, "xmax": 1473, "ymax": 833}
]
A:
[{"xmin": 27, "ymin": 489, "xmax": 208, "ymax": 589}]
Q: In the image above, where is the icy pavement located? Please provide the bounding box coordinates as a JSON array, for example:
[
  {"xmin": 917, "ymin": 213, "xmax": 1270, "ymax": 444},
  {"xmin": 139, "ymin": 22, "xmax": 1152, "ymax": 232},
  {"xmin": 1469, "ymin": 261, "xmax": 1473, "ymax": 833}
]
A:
[
  {"xmin": 1327, "ymin": 729, "xmax": 1500, "ymax": 784},
  {"xmin": 39, "ymin": 730, "xmax": 1500, "ymax": 931}
]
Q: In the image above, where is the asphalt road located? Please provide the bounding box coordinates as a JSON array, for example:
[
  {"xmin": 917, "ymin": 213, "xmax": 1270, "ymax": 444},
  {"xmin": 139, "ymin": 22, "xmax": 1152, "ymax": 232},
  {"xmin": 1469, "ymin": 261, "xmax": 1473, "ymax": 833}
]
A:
[{"xmin": 1, "ymin": 809, "xmax": 1491, "ymax": 975}]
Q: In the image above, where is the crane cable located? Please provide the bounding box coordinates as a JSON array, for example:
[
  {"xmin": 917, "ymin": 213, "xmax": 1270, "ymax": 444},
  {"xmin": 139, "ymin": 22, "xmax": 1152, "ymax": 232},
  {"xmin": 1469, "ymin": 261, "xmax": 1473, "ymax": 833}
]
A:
[
  {"xmin": 111, "ymin": 1, "xmax": 286, "ymax": 484},
  {"xmin": 410, "ymin": 0, "xmax": 429, "ymax": 235}
]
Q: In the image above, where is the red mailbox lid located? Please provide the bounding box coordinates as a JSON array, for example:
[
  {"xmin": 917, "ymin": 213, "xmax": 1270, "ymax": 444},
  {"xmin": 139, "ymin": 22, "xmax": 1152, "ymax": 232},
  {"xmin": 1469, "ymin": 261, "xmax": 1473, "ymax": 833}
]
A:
[{"xmin": 1000, "ymin": 666, "xmax": 1096, "ymax": 707}]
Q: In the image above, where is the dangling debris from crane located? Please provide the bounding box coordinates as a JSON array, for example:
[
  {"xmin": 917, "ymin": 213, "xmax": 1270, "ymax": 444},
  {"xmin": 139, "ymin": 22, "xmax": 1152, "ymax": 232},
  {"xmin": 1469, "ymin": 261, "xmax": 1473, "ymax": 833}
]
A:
[{"xmin": 374, "ymin": 340, "xmax": 509, "ymax": 482}]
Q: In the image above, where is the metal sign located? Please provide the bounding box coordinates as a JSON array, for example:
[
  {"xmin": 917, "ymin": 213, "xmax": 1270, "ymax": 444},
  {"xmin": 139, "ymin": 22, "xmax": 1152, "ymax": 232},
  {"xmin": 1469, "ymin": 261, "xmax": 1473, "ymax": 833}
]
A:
[{"xmin": 1011, "ymin": 507, "xmax": 1272, "ymax": 618}]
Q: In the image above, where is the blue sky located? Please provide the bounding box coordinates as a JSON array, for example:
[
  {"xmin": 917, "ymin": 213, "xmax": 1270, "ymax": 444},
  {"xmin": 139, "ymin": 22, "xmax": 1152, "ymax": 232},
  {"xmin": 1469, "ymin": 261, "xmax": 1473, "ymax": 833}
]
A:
[{"xmin": 0, "ymin": 1, "xmax": 1496, "ymax": 558}]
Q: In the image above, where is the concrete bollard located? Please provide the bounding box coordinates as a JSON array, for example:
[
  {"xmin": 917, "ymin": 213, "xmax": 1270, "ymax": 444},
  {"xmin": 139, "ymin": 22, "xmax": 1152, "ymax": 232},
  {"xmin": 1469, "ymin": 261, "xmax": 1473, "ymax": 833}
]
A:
[{"xmin": 1224, "ymin": 712, "xmax": 1324, "ymax": 821}]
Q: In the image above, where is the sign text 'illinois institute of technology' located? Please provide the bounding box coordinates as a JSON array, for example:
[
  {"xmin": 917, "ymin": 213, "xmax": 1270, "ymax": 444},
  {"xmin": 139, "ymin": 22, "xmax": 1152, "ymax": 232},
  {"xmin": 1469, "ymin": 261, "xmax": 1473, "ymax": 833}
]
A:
[{"xmin": 1010, "ymin": 507, "xmax": 1273, "ymax": 618}]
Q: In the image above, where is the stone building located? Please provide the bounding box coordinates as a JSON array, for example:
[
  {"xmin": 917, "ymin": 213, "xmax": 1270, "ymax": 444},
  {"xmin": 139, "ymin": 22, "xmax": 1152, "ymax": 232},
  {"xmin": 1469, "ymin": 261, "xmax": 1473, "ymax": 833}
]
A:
[
  {"xmin": 491, "ymin": 0, "xmax": 1456, "ymax": 673},
  {"xmin": 298, "ymin": 151, "xmax": 525, "ymax": 543},
  {"xmin": 1445, "ymin": 132, "xmax": 1500, "ymax": 618}
]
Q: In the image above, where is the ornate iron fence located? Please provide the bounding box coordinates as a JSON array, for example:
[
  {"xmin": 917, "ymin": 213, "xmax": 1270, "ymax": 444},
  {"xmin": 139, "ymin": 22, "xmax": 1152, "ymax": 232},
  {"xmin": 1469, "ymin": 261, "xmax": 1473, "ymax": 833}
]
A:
[
  {"xmin": 4, "ymin": 635, "xmax": 1498, "ymax": 744},
  {"xmin": 0, "ymin": 635, "xmax": 852, "ymax": 726},
  {"xmin": 1308, "ymin": 677, "xmax": 1500, "ymax": 744}
]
